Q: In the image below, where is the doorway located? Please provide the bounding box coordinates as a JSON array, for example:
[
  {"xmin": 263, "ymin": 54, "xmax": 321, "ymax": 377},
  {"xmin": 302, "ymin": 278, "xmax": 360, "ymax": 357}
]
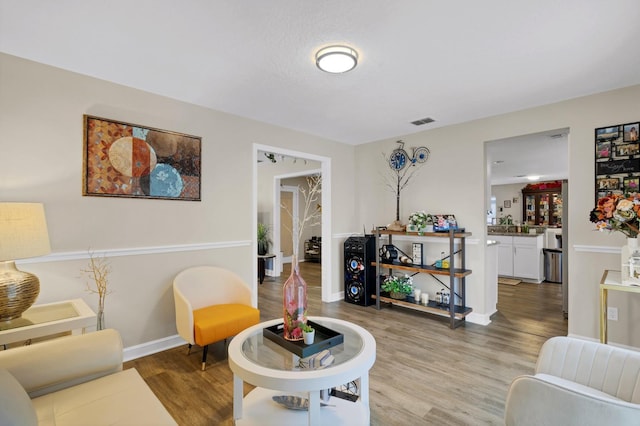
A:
[
  {"xmin": 485, "ymin": 128, "xmax": 569, "ymax": 325},
  {"xmin": 253, "ymin": 144, "xmax": 332, "ymax": 306}
]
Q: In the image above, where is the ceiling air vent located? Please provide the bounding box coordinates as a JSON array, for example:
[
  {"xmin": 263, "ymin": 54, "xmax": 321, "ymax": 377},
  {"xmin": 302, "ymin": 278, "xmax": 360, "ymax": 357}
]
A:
[{"xmin": 411, "ymin": 117, "xmax": 435, "ymax": 126}]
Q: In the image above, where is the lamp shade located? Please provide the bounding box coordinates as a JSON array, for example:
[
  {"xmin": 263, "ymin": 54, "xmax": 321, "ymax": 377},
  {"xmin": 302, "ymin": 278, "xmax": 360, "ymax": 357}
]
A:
[{"xmin": 0, "ymin": 203, "xmax": 51, "ymax": 261}]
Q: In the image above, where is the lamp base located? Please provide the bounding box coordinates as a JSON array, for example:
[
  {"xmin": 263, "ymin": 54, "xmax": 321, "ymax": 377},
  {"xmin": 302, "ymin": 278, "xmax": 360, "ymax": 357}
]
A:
[{"xmin": 0, "ymin": 261, "xmax": 40, "ymax": 321}]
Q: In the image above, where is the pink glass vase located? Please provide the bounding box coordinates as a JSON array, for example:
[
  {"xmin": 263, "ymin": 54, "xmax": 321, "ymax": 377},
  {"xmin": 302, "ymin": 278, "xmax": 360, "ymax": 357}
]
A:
[{"xmin": 283, "ymin": 257, "xmax": 308, "ymax": 341}]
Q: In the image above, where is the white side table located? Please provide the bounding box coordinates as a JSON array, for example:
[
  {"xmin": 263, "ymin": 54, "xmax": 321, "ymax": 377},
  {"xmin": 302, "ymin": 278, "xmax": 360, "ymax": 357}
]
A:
[
  {"xmin": 0, "ymin": 298, "xmax": 96, "ymax": 348},
  {"xmin": 228, "ymin": 316, "xmax": 376, "ymax": 426}
]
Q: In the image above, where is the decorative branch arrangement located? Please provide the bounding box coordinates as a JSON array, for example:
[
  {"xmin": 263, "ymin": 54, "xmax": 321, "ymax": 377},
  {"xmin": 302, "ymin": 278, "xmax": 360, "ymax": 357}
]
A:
[
  {"xmin": 281, "ymin": 175, "xmax": 322, "ymax": 260},
  {"xmin": 381, "ymin": 140, "xmax": 430, "ymax": 230},
  {"xmin": 81, "ymin": 251, "xmax": 111, "ymax": 330}
]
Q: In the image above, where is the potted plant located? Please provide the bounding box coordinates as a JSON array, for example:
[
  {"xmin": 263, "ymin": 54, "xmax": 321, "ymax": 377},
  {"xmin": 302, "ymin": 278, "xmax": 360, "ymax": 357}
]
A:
[
  {"xmin": 257, "ymin": 223, "xmax": 272, "ymax": 255},
  {"xmin": 302, "ymin": 322, "xmax": 315, "ymax": 344},
  {"xmin": 381, "ymin": 274, "xmax": 413, "ymax": 300},
  {"xmin": 407, "ymin": 211, "xmax": 427, "ymax": 232},
  {"xmin": 423, "ymin": 214, "xmax": 434, "ymax": 233}
]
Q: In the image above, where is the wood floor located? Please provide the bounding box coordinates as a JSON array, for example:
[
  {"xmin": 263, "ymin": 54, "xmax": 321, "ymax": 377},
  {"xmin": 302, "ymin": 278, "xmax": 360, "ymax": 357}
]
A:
[{"xmin": 125, "ymin": 264, "xmax": 566, "ymax": 425}]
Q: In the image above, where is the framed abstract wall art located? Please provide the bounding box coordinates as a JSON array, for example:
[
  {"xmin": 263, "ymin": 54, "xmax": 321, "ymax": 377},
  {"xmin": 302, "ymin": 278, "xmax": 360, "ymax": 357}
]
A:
[{"xmin": 83, "ymin": 115, "xmax": 201, "ymax": 201}]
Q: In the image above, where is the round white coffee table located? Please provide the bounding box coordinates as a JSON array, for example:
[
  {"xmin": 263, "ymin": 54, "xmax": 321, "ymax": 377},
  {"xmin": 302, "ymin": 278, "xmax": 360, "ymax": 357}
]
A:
[{"xmin": 228, "ymin": 316, "xmax": 376, "ymax": 426}]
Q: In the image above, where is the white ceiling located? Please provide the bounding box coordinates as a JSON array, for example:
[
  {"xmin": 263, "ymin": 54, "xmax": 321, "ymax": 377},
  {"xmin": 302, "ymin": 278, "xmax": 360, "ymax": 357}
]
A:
[
  {"xmin": 487, "ymin": 128, "xmax": 569, "ymax": 186},
  {"xmin": 2, "ymin": 1, "xmax": 639, "ymax": 147}
]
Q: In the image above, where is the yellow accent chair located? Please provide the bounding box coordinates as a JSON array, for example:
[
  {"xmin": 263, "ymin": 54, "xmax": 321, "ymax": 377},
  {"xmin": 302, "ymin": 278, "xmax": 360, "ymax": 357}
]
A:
[{"xmin": 173, "ymin": 266, "xmax": 260, "ymax": 370}]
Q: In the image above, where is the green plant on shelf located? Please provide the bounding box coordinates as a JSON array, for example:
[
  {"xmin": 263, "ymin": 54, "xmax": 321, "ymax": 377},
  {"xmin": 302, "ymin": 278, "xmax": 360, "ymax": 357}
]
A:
[{"xmin": 381, "ymin": 274, "xmax": 414, "ymax": 295}]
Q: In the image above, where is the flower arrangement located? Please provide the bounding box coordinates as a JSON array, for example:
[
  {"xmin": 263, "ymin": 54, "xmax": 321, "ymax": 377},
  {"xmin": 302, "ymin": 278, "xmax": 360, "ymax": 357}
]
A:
[
  {"xmin": 408, "ymin": 211, "xmax": 429, "ymax": 228},
  {"xmin": 590, "ymin": 193, "xmax": 640, "ymax": 238},
  {"xmin": 381, "ymin": 274, "xmax": 414, "ymax": 295}
]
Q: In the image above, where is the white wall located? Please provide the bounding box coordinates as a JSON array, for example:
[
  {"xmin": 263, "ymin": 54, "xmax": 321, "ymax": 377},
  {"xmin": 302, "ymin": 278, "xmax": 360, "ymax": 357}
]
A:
[
  {"xmin": 4, "ymin": 51, "xmax": 640, "ymax": 349},
  {"xmin": 0, "ymin": 53, "xmax": 357, "ymax": 349},
  {"xmin": 492, "ymin": 183, "xmax": 525, "ymax": 223},
  {"xmin": 355, "ymin": 85, "xmax": 640, "ymax": 347}
]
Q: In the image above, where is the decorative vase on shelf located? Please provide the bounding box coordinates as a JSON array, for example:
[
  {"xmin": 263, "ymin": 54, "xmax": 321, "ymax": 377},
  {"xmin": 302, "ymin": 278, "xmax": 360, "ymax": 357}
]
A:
[
  {"xmin": 283, "ymin": 256, "xmax": 308, "ymax": 341},
  {"xmin": 621, "ymin": 237, "xmax": 640, "ymax": 285}
]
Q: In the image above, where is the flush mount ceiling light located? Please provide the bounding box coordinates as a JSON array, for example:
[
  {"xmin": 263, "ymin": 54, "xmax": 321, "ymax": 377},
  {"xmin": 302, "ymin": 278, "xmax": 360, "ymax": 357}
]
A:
[{"xmin": 316, "ymin": 45, "xmax": 358, "ymax": 73}]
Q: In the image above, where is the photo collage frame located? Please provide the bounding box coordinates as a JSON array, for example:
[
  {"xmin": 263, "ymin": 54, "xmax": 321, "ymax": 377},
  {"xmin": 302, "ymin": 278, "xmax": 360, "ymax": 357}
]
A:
[{"xmin": 595, "ymin": 121, "xmax": 640, "ymax": 202}]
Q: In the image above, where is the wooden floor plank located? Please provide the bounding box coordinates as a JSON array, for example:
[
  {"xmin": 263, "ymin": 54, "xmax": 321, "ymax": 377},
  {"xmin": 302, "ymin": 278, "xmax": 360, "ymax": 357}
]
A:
[{"xmin": 125, "ymin": 263, "xmax": 566, "ymax": 425}]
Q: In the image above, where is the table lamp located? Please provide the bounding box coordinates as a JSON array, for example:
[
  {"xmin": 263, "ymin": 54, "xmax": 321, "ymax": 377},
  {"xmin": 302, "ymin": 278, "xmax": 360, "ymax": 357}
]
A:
[{"xmin": 0, "ymin": 203, "xmax": 51, "ymax": 321}]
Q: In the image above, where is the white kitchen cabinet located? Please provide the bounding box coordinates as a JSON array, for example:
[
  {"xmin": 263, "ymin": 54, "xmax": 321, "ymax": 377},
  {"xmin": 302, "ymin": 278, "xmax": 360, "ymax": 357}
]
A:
[
  {"xmin": 495, "ymin": 236, "xmax": 514, "ymax": 276},
  {"xmin": 494, "ymin": 235, "xmax": 544, "ymax": 283}
]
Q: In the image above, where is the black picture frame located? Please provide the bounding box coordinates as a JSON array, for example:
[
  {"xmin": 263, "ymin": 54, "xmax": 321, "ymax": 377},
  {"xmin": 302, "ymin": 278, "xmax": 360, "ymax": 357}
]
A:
[
  {"xmin": 624, "ymin": 123, "xmax": 640, "ymax": 142},
  {"xmin": 597, "ymin": 177, "xmax": 620, "ymax": 190},
  {"xmin": 596, "ymin": 126, "xmax": 619, "ymax": 141},
  {"xmin": 615, "ymin": 143, "xmax": 640, "ymax": 157},
  {"xmin": 595, "ymin": 122, "xmax": 640, "ymax": 201},
  {"xmin": 504, "ymin": 200, "xmax": 511, "ymax": 208},
  {"xmin": 624, "ymin": 176, "xmax": 640, "ymax": 193},
  {"xmin": 596, "ymin": 140, "xmax": 611, "ymax": 159}
]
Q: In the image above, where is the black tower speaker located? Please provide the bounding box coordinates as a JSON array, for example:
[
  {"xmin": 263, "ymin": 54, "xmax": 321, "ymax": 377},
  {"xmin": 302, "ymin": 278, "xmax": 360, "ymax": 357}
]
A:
[{"xmin": 344, "ymin": 235, "xmax": 376, "ymax": 306}]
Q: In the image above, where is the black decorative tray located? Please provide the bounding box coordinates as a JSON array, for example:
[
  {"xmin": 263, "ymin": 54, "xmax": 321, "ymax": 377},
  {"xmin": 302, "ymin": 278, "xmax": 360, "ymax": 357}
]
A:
[{"xmin": 263, "ymin": 320, "xmax": 344, "ymax": 358}]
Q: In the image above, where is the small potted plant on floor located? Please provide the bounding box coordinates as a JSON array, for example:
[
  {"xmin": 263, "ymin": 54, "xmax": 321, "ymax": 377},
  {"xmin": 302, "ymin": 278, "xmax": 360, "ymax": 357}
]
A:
[
  {"xmin": 257, "ymin": 223, "xmax": 272, "ymax": 255},
  {"xmin": 302, "ymin": 323, "xmax": 315, "ymax": 344},
  {"xmin": 381, "ymin": 274, "xmax": 414, "ymax": 300}
]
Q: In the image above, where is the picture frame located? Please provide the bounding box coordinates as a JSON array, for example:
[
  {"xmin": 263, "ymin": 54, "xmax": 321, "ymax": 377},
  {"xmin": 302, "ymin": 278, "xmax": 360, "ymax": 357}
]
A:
[
  {"xmin": 597, "ymin": 177, "xmax": 620, "ymax": 190},
  {"xmin": 615, "ymin": 143, "xmax": 640, "ymax": 157},
  {"xmin": 504, "ymin": 200, "xmax": 511, "ymax": 208},
  {"xmin": 83, "ymin": 115, "xmax": 202, "ymax": 201},
  {"xmin": 624, "ymin": 123, "xmax": 640, "ymax": 142},
  {"xmin": 596, "ymin": 140, "xmax": 611, "ymax": 159},
  {"xmin": 596, "ymin": 126, "xmax": 619, "ymax": 141},
  {"xmin": 595, "ymin": 121, "xmax": 640, "ymax": 202},
  {"xmin": 624, "ymin": 176, "xmax": 640, "ymax": 193}
]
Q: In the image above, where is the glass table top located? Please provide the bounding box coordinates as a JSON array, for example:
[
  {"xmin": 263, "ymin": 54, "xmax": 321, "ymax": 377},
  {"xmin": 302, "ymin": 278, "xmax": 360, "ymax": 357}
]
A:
[
  {"xmin": 241, "ymin": 319, "xmax": 364, "ymax": 371},
  {"xmin": 0, "ymin": 302, "xmax": 79, "ymax": 331}
]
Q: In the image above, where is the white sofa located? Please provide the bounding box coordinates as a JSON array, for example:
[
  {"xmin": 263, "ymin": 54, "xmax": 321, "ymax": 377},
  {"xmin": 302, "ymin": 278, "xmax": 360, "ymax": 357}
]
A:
[
  {"xmin": 505, "ymin": 336, "xmax": 640, "ymax": 425},
  {"xmin": 0, "ymin": 329, "xmax": 176, "ymax": 425}
]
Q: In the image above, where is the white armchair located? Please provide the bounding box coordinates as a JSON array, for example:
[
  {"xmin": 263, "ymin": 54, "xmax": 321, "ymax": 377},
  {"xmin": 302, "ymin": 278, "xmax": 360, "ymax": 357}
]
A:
[
  {"xmin": 505, "ymin": 336, "xmax": 640, "ymax": 425},
  {"xmin": 173, "ymin": 266, "xmax": 260, "ymax": 370}
]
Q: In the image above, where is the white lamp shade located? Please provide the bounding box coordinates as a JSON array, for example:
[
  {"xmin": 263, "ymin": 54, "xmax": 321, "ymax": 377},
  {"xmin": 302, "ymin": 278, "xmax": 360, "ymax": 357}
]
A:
[
  {"xmin": 0, "ymin": 203, "xmax": 51, "ymax": 261},
  {"xmin": 316, "ymin": 45, "xmax": 358, "ymax": 73}
]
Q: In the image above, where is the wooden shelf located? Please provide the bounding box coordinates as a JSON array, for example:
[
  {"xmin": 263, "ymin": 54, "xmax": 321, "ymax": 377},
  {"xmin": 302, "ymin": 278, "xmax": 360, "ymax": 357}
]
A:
[
  {"xmin": 373, "ymin": 229, "xmax": 472, "ymax": 238},
  {"xmin": 372, "ymin": 294, "xmax": 472, "ymax": 320},
  {"xmin": 372, "ymin": 261, "xmax": 472, "ymax": 277},
  {"xmin": 373, "ymin": 226, "xmax": 471, "ymax": 329}
]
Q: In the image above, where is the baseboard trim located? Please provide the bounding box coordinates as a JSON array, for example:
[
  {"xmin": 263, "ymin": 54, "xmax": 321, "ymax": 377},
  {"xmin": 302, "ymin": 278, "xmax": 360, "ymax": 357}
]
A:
[
  {"xmin": 123, "ymin": 334, "xmax": 186, "ymax": 362},
  {"xmin": 466, "ymin": 312, "xmax": 491, "ymax": 326}
]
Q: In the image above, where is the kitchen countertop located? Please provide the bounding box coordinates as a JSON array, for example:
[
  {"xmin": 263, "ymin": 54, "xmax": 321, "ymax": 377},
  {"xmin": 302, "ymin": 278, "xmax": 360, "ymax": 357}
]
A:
[{"xmin": 487, "ymin": 232, "xmax": 543, "ymax": 237}]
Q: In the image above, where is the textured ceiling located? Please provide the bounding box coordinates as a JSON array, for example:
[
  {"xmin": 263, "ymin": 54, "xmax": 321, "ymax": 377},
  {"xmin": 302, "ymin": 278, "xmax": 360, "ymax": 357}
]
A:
[{"xmin": 1, "ymin": 1, "xmax": 639, "ymax": 149}]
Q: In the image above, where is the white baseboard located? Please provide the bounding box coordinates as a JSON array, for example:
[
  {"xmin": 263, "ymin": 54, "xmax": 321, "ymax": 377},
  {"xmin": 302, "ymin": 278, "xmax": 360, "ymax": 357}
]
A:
[
  {"xmin": 466, "ymin": 312, "xmax": 492, "ymax": 326},
  {"xmin": 123, "ymin": 334, "xmax": 185, "ymax": 362}
]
